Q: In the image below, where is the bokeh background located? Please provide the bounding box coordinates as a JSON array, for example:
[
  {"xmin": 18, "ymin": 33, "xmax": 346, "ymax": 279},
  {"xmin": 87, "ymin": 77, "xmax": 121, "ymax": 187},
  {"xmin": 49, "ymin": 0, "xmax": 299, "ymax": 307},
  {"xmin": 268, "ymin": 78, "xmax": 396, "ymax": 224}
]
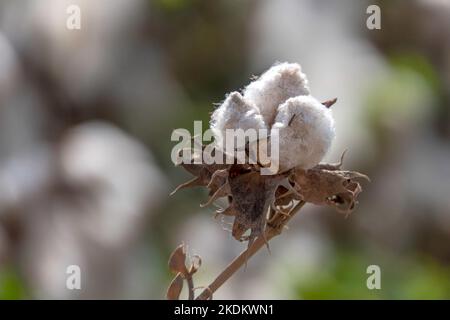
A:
[{"xmin": 0, "ymin": 0, "xmax": 449, "ymax": 299}]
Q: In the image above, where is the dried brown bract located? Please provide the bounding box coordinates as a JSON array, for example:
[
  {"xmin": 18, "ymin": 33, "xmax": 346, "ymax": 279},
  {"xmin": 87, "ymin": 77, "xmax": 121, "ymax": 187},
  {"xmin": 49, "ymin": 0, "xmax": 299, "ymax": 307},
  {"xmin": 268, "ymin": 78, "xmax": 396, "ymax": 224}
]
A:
[{"xmin": 172, "ymin": 150, "xmax": 369, "ymax": 246}]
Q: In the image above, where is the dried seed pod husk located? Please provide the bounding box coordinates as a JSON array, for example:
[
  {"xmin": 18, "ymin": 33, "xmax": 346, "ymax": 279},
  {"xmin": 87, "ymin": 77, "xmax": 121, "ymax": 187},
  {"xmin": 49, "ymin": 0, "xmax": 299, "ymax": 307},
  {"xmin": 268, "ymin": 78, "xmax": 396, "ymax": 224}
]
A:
[
  {"xmin": 172, "ymin": 147, "xmax": 369, "ymax": 244},
  {"xmin": 189, "ymin": 255, "xmax": 202, "ymax": 274}
]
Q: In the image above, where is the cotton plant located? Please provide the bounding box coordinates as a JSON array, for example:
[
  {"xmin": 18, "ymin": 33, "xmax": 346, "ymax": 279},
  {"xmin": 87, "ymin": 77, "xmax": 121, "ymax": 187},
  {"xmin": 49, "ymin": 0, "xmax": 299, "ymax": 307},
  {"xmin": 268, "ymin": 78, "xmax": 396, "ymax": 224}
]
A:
[{"xmin": 168, "ymin": 62, "xmax": 369, "ymax": 300}]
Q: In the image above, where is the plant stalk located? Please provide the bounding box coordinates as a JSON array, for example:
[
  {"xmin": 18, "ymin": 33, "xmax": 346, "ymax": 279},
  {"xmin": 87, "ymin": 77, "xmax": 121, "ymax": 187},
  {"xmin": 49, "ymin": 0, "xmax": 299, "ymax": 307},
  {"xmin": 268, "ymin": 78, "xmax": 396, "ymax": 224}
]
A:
[{"xmin": 196, "ymin": 201, "xmax": 305, "ymax": 300}]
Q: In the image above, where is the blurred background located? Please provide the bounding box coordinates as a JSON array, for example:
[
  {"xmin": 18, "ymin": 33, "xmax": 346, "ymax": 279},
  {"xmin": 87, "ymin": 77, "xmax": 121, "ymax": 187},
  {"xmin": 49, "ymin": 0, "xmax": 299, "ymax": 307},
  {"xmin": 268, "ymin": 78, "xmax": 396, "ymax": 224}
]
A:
[{"xmin": 0, "ymin": 0, "xmax": 449, "ymax": 299}]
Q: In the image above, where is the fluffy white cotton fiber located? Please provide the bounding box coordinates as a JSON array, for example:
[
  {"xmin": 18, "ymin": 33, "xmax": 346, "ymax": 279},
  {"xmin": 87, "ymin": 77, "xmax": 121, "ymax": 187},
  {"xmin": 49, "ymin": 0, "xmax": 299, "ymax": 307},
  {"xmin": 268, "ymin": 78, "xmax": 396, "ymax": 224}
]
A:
[
  {"xmin": 243, "ymin": 62, "xmax": 310, "ymax": 126},
  {"xmin": 272, "ymin": 95, "xmax": 335, "ymax": 171},
  {"xmin": 210, "ymin": 62, "xmax": 335, "ymax": 172},
  {"xmin": 210, "ymin": 91, "xmax": 267, "ymax": 148}
]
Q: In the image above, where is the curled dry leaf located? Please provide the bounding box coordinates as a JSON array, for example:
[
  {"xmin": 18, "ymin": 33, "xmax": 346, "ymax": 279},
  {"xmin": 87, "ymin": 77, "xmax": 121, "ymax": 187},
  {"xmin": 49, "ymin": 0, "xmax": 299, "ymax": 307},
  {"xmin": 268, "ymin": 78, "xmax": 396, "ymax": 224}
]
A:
[
  {"xmin": 167, "ymin": 244, "xmax": 204, "ymax": 300},
  {"xmin": 168, "ymin": 243, "xmax": 188, "ymax": 275},
  {"xmin": 293, "ymin": 167, "xmax": 370, "ymax": 214},
  {"xmin": 166, "ymin": 273, "xmax": 184, "ymax": 300},
  {"xmin": 189, "ymin": 255, "xmax": 202, "ymax": 274}
]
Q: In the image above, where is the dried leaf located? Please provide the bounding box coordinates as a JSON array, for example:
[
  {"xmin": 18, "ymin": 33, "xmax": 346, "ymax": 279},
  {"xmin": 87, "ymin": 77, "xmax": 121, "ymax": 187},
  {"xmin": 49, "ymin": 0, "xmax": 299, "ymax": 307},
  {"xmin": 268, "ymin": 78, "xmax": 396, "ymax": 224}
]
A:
[
  {"xmin": 166, "ymin": 273, "xmax": 184, "ymax": 300},
  {"xmin": 168, "ymin": 244, "xmax": 188, "ymax": 275},
  {"xmin": 293, "ymin": 167, "xmax": 369, "ymax": 214}
]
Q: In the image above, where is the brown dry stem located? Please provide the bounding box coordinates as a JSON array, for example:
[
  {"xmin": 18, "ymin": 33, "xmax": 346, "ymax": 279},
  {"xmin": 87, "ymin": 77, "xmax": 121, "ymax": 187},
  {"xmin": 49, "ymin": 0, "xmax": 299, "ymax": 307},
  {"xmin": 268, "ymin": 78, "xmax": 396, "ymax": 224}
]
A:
[{"xmin": 195, "ymin": 201, "xmax": 305, "ymax": 300}]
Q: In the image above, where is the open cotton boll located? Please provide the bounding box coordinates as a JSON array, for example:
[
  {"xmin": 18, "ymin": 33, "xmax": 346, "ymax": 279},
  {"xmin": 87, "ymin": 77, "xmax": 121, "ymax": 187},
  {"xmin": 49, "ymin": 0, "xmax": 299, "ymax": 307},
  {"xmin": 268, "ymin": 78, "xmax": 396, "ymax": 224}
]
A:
[
  {"xmin": 211, "ymin": 92, "xmax": 267, "ymax": 149},
  {"xmin": 272, "ymin": 95, "xmax": 335, "ymax": 171},
  {"xmin": 243, "ymin": 62, "xmax": 310, "ymax": 127}
]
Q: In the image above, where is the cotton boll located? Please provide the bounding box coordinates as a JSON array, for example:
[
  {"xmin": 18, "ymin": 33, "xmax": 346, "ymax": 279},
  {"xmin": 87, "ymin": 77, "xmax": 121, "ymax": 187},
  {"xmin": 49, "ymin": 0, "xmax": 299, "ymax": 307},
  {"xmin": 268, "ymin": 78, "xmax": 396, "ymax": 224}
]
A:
[
  {"xmin": 211, "ymin": 91, "xmax": 267, "ymax": 149},
  {"xmin": 243, "ymin": 62, "xmax": 310, "ymax": 127},
  {"xmin": 272, "ymin": 95, "xmax": 335, "ymax": 171}
]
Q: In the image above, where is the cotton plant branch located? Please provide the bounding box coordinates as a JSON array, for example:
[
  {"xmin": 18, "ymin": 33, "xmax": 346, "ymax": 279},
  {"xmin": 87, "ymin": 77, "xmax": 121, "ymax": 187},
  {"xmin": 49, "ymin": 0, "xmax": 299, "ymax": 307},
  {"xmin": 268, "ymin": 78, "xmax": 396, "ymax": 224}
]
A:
[
  {"xmin": 166, "ymin": 200, "xmax": 305, "ymax": 300},
  {"xmin": 167, "ymin": 156, "xmax": 367, "ymax": 300},
  {"xmin": 195, "ymin": 200, "xmax": 306, "ymax": 300},
  {"xmin": 166, "ymin": 62, "xmax": 369, "ymax": 300}
]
